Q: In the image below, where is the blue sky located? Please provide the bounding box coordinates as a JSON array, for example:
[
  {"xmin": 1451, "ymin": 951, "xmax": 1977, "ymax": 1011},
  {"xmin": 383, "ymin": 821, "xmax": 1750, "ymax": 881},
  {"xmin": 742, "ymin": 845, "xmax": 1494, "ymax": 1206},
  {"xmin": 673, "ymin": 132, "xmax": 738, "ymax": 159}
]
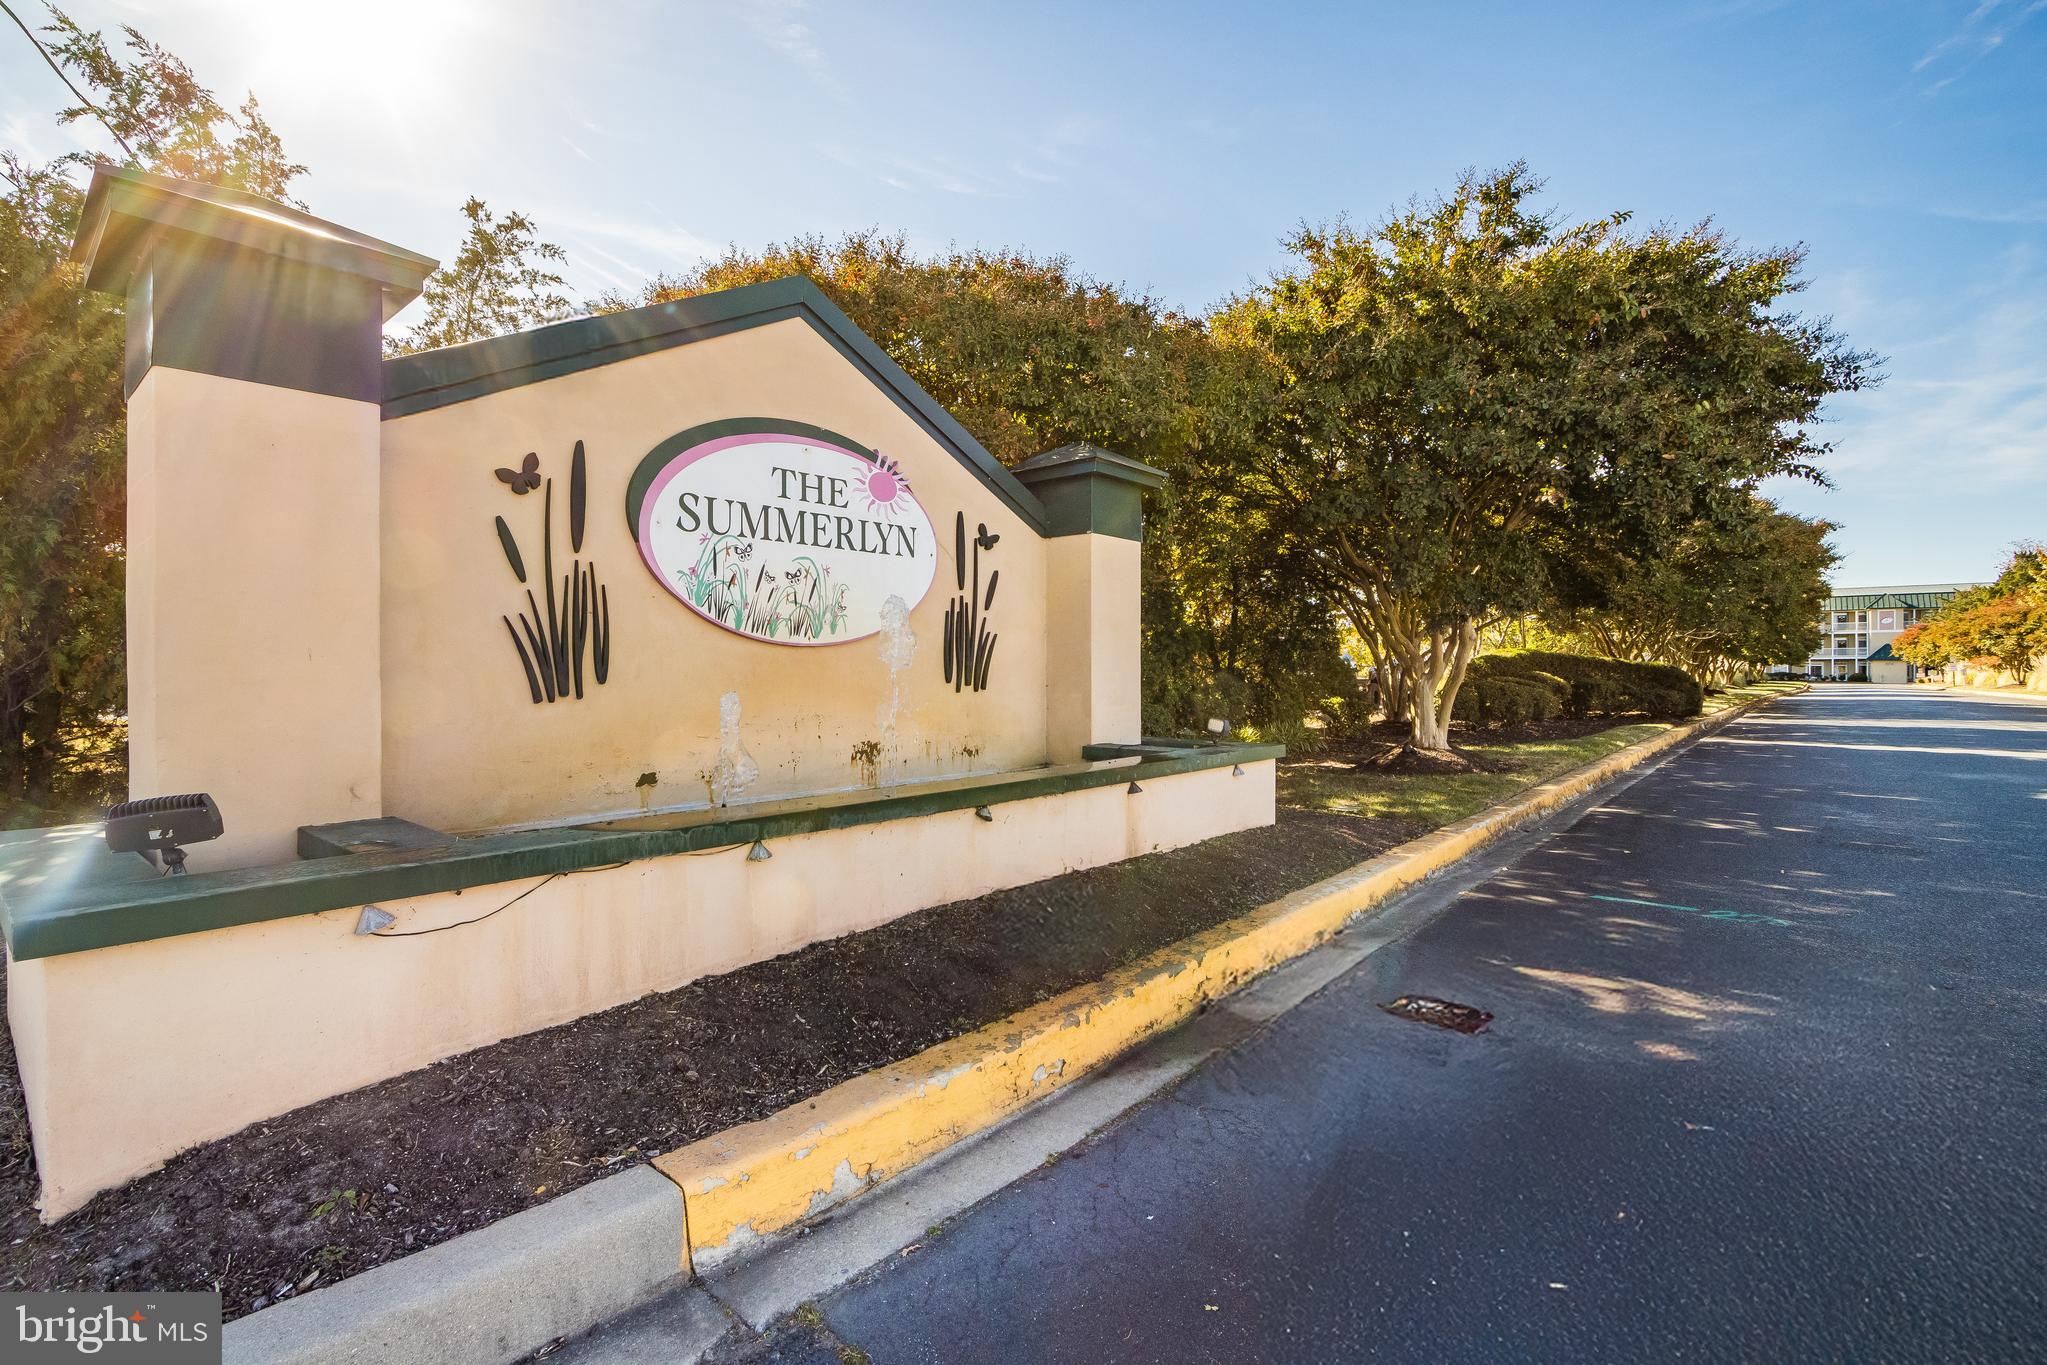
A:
[{"xmin": 4, "ymin": 0, "xmax": 2042, "ymax": 587}]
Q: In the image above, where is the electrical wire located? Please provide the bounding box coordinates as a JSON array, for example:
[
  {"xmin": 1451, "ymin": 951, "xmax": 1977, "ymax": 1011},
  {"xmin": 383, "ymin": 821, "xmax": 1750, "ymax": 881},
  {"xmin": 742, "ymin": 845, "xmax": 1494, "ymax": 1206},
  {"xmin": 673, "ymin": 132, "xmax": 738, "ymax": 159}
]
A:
[
  {"xmin": 0, "ymin": 1, "xmax": 137, "ymax": 158},
  {"xmin": 367, "ymin": 844, "xmax": 748, "ymax": 939}
]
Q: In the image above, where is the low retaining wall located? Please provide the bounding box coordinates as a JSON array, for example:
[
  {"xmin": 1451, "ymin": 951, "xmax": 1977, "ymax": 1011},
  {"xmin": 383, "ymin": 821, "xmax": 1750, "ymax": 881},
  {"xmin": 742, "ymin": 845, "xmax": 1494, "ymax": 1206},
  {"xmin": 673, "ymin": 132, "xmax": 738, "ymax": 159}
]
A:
[{"xmin": 5, "ymin": 755, "xmax": 1275, "ymax": 1218}]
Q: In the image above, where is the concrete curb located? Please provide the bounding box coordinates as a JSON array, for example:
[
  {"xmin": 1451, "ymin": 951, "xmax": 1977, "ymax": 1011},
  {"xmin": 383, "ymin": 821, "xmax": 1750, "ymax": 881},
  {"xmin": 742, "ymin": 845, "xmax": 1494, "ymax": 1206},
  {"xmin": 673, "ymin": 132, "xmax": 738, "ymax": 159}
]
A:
[
  {"xmin": 222, "ymin": 1165, "xmax": 685, "ymax": 1365},
  {"xmin": 653, "ymin": 685, "xmax": 1801, "ymax": 1271}
]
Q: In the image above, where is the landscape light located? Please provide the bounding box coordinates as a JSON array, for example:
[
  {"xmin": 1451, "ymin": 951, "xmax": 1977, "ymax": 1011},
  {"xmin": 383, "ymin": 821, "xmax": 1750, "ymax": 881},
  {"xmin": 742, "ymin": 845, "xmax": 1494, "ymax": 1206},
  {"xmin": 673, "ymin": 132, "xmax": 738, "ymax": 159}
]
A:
[
  {"xmin": 1128, "ymin": 781, "xmax": 1143, "ymax": 795},
  {"xmin": 355, "ymin": 906, "xmax": 397, "ymax": 935},
  {"xmin": 1205, "ymin": 717, "xmax": 1228, "ymax": 736},
  {"xmin": 746, "ymin": 840, "xmax": 773, "ymax": 862},
  {"xmin": 974, "ymin": 806, "xmax": 994, "ymax": 822},
  {"xmin": 103, "ymin": 793, "xmax": 222, "ymax": 875}
]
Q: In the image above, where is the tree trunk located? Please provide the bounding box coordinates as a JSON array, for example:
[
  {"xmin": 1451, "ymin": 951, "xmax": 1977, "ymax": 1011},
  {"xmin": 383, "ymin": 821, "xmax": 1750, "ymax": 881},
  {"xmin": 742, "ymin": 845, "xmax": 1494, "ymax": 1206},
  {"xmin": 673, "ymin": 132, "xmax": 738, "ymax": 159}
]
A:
[
  {"xmin": 1380, "ymin": 658, "xmax": 1411, "ymax": 723},
  {"xmin": 1401, "ymin": 618, "xmax": 1478, "ymax": 752},
  {"xmin": 21, "ymin": 694, "xmax": 61, "ymax": 811}
]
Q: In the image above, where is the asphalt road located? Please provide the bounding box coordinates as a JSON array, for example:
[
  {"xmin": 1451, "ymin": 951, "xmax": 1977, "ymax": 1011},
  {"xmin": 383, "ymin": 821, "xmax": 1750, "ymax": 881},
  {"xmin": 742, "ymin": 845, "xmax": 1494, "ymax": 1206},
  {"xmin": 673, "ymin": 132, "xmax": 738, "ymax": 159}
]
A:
[{"xmin": 747, "ymin": 686, "xmax": 2047, "ymax": 1364}]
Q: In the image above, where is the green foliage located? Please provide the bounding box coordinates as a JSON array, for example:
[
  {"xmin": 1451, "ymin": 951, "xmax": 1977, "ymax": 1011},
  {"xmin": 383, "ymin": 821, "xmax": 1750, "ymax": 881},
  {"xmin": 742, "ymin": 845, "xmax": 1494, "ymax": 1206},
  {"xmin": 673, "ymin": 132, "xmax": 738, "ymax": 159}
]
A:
[
  {"xmin": 40, "ymin": 11, "xmax": 306, "ymax": 200},
  {"xmin": 1209, "ymin": 165, "xmax": 1873, "ymax": 750},
  {"xmin": 1894, "ymin": 546, "xmax": 2047, "ymax": 683},
  {"xmin": 1462, "ymin": 675, "xmax": 1566, "ymax": 729},
  {"xmin": 1547, "ymin": 497, "xmax": 1837, "ymax": 681},
  {"xmin": 1467, "ymin": 650, "xmax": 1703, "ymax": 720},
  {"xmin": 388, "ymin": 198, "xmax": 571, "ymax": 355},
  {"xmin": 596, "ymin": 231, "xmax": 1203, "ymax": 466}
]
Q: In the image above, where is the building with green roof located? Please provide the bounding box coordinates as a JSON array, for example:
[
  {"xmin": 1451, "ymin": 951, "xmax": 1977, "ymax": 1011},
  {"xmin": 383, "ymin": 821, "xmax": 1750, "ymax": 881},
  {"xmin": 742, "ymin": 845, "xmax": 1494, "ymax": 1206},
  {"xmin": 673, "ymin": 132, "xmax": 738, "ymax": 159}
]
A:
[{"xmin": 1797, "ymin": 583, "xmax": 1978, "ymax": 681}]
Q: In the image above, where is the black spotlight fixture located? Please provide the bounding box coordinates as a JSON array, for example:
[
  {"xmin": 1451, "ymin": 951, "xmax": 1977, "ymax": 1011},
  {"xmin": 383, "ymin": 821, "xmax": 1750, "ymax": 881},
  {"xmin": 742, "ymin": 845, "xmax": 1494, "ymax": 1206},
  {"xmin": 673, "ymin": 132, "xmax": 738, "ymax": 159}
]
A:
[{"xmin": 104, "ymin": 793, "xmax": 223, "ymax": 875}]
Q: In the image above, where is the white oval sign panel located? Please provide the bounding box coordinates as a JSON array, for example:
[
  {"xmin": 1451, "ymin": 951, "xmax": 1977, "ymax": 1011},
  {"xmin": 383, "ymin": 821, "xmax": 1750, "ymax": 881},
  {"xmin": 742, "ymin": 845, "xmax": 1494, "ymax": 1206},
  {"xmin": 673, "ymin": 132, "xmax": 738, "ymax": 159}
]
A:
[{"xmin": 628, "ymin": 421, "xmax": 938, "ymax": 646}]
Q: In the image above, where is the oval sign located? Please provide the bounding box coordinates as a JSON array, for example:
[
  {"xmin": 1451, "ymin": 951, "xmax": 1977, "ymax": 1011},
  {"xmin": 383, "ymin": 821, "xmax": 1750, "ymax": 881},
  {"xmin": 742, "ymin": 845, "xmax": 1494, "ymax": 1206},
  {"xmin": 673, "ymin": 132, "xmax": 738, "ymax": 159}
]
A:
[{"xmin": 627, "ymin": 420, "xmax": 938, "ymax": 646}]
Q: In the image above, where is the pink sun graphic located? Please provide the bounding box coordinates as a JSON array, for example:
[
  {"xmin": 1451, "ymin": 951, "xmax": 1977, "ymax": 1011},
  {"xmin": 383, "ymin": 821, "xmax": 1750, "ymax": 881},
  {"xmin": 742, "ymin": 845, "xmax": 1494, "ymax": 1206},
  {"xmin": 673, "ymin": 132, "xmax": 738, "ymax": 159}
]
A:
[{"xmin": 861, "ymin": 453, "xmax": 912, "ymax": 516}]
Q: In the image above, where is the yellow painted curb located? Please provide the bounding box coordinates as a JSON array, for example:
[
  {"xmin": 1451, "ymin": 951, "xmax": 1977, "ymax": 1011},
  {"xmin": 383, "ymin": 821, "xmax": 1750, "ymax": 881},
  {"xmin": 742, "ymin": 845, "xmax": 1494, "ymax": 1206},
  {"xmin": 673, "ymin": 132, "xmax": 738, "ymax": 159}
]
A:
[{"xmin": 652, "ymin": 685, "xmax": 1803, "ymax": 1270}]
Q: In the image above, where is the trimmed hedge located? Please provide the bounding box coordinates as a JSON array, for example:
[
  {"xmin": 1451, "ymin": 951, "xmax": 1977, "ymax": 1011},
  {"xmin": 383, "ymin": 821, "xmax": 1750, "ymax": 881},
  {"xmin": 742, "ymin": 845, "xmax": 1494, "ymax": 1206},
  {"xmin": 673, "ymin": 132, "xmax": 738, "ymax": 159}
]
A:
[
  {"xmin": 1462, "ymin": 650, "xmax": 1702, "ymax": 724},
  {"xmin": 1463, "ymin": 671, "xmax": 1567, "ymax": 728}
]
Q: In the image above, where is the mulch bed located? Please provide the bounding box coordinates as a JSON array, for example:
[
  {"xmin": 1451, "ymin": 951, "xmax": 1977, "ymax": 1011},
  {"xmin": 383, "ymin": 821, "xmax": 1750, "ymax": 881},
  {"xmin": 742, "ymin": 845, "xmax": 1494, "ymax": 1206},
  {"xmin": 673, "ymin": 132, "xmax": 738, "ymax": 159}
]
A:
[{"xmin": 0, "ymin": 805, "xmax": 1420, "ymax": 1319}]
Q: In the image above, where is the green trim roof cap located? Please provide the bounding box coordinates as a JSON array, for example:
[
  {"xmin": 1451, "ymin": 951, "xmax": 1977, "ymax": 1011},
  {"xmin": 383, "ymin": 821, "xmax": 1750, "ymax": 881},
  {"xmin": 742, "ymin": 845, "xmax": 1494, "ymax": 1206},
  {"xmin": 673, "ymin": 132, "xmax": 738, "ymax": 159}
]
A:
[
  {"xmin": 70, "ymin": 165, "xmax": 437, "ymax": 320},
  {"xmin": 1012, "ymin": 443, "xmax": 1167, "ymax": 490}
]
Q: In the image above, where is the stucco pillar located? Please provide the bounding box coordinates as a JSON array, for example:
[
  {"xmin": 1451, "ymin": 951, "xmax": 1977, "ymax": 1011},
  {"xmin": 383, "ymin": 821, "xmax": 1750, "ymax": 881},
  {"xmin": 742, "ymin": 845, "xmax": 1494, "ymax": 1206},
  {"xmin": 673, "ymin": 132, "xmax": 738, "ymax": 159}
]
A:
[
  {"xmin": 1013, "ymin": 444, "xmax": 1166, "ymax": 760},
  {"xmin": 70, "ymin": 168, "xmax": 435, "ymax": 869}
]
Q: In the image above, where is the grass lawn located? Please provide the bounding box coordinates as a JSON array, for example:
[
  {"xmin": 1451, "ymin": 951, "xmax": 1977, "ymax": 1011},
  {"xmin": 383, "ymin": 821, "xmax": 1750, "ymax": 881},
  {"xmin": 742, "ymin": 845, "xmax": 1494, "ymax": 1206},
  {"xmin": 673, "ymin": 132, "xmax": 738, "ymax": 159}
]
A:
[{"xmin": 1277, "ymin": 681, "xmax": 1804, "ymax": 829}]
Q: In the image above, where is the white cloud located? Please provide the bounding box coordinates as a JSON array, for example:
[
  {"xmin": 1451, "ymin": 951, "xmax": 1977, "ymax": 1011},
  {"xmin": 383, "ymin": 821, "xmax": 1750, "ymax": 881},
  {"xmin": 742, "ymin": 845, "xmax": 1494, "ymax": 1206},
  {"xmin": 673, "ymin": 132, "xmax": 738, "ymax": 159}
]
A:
[
  {"xmin": 735, "ymin": 0, "xmax": 844, "ymax": 98},
  {"xmin": 1819, "ymin": 247, "xmax": 2047, "ymax": 491},
  {"xmin": 534, "ymin": 203, "xmax": 715, "ymax": 275},
  {"xmin": 1910, "ymin": 0, "xmax": 2046, "ymax": 88},
  {"xmin": 0, "ymin": 105, "xmax": 102, "ymax": 166},
  {"xmin": 1924, "ymin": 200, "xmax": 2047, "ymax": 226}
]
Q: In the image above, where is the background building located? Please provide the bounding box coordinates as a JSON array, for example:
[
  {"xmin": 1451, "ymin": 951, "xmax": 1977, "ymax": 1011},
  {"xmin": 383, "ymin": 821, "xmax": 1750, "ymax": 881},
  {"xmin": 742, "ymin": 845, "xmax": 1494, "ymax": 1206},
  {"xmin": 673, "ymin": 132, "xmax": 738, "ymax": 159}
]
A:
[{"xmin": 1800, "ymin": 584, "xmax": 1978, "ymax": 681}]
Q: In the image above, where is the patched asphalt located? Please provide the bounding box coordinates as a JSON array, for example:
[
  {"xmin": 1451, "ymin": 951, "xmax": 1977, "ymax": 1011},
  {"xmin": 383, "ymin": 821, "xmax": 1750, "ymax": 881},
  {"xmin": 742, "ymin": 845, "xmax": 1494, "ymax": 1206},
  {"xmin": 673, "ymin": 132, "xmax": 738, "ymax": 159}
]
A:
[{"xmin": 783, "ymin": 686, "xmax": 2047, "ymax": 1363}]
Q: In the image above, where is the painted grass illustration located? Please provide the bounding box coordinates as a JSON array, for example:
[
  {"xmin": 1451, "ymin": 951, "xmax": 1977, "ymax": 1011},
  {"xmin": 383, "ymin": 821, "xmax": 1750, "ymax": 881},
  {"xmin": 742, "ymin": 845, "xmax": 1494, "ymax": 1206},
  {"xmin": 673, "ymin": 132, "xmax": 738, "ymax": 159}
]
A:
[
  {"xmin": 681, "ymin": 534, "xmax": 851, "ymax": 641},
  {"xmin": 497, "ymin": 440, "xmax": 612, "ymax": 703}
]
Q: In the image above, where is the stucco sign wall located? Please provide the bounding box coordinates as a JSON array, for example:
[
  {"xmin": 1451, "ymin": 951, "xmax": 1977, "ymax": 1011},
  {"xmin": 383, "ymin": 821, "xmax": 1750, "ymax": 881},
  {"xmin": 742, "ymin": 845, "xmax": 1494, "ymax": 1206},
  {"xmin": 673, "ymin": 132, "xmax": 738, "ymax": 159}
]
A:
[{"xmin": 627, "ymin": 418, "xmax": 938, "ymax": 645}]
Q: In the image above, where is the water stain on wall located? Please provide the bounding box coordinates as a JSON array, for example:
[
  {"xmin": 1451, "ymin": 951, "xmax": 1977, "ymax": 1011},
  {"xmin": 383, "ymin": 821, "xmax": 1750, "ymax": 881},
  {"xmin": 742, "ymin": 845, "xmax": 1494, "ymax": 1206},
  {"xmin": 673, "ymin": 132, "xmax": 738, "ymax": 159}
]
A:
[
  {"xmin": 707, "ymin": 691, "xmax": 760, "ymax": 805},
  {"xmin": 874, "ymin": 593, "xmax": 917, "ymax": 782}
]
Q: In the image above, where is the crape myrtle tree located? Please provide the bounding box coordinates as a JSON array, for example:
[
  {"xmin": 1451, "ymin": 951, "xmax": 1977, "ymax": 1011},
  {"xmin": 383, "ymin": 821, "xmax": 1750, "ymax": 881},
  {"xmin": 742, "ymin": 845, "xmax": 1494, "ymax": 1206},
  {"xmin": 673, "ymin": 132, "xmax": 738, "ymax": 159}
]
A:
[
  {"xmin": 1210, "ymin": 165, "xmax": 1873, "ymax": 755},
  {"xmin": 1894, "ymin": 546, "xmax": 2047, "ymax": 684},
  {"xmin": 1554, "ymin": 499, "xmax": 1837, "ymax": 684},
  {"xmin": 594, "ymin": 233, "xmax": 1355, "ymax": 734}
]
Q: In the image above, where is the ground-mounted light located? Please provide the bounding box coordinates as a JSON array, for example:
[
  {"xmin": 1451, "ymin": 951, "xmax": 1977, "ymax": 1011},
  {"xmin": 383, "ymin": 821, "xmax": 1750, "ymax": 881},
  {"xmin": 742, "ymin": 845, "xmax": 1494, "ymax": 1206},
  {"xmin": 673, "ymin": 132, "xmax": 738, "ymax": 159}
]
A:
[
  {"xmin": 1232, "ymin": 764, "xmax": 1245, "ymax": 776},
  {"xmin": 355, "ymin": 905, "xmax": 396, "ymax": 935},
  {"xmin": 104, "ymin": 793, "xmax": 222, "ymax": 875}
]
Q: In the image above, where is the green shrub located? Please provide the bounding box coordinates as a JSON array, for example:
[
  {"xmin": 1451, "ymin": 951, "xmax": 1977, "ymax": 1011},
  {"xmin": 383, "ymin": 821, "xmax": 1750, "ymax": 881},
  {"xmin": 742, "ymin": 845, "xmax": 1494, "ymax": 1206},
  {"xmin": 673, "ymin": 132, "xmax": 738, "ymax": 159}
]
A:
[
  {"xmin": 1464, "ymin": 650, "xmax": 1702, "ymax": 720},
  {"xmin": 1463, "ymin": 675, "xmax": 1566, "ymax": 728},
  {"xmin": 1250, "ymin": 711, "xmax": 1324, "ymax": 754},
  {"xmin": 1318, "ymin": 693, "xmax": 1378, "ymax": 740}
]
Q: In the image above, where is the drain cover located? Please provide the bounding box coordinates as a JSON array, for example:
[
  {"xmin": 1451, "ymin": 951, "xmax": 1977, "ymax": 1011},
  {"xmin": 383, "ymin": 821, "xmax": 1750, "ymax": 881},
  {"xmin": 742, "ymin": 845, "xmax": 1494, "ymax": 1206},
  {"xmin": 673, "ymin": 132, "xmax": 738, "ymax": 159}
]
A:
[{"xmin": 1380, "ymin": 995, "xmax": 1492, "ymax": 1034}]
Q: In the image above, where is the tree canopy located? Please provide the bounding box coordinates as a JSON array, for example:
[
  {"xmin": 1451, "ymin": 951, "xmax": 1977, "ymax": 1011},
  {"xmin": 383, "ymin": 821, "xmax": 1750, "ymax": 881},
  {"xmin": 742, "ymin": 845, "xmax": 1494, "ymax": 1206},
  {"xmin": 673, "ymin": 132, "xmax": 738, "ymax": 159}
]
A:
[
  {"xmin": 1894, "ymin": 547, "xmax": 2047, "ymax": 684},
  {"xmin": 1206, "ymin": 165, "xmax": 1874, "ymax": 751},
  {"xmin": 1551, "ymin": 499, "xmax": 1836, "ymax": 684},
  {"xmin": 387, "ymin": 198, "xmax": 572, "ymax": 355}
]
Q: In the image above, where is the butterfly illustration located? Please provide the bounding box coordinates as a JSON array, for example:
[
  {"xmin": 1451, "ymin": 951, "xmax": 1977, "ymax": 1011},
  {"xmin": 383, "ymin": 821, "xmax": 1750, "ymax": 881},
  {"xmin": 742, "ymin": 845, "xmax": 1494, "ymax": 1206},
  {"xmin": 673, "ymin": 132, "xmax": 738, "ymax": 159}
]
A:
[
  {"xmin": 976, "ymin": 524, "xmax": 1000, "ymax": 551},
  {"xmin": 495, "ymin": 452, "xmax": 541, "ymax": 494}
]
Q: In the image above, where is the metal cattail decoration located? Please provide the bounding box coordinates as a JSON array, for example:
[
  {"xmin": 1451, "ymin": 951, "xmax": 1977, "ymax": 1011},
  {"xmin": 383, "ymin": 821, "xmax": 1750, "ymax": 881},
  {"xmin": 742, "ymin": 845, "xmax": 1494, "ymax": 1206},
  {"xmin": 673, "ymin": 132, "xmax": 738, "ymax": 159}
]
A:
[
  {"xmin": 497, "ymin": 440, "xmax": 612, "ymax": 703},
  {"xmin": 942, "ymin": 511, "xmax": 999, "ymax": 692}
]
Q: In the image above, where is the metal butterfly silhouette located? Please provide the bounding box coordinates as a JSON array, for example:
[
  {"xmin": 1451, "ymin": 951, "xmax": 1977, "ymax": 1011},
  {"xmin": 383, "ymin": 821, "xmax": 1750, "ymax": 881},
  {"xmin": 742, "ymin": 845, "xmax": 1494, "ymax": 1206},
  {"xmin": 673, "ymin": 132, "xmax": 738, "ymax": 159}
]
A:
[{"xmin": 495, "ymin": 452, "xmax": 541, "ymax": 494}]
